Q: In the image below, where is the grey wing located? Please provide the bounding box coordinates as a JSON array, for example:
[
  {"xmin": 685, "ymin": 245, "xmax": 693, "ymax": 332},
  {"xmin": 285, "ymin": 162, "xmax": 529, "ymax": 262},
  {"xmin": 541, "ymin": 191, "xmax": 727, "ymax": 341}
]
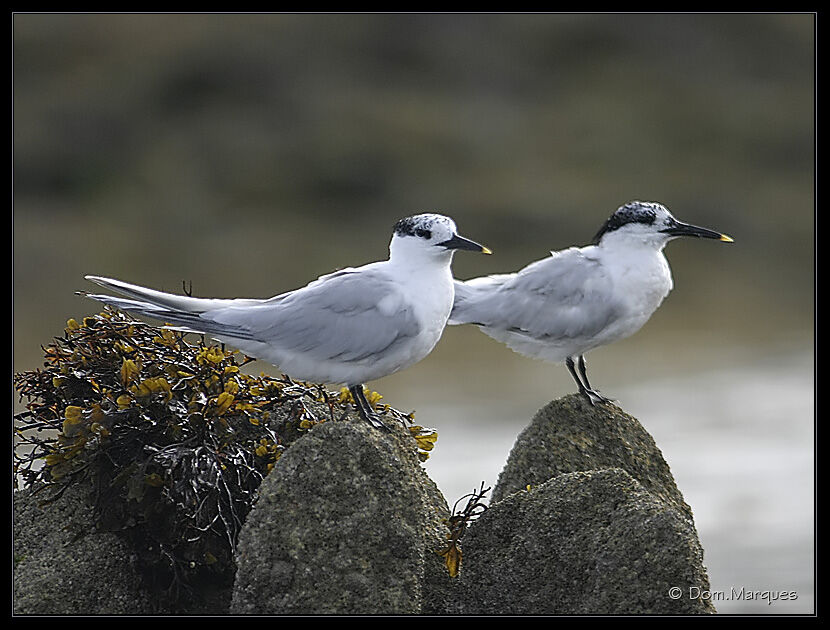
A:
[
  {"xmin": 458, "ymin": 247, "xmax": 621, "ymax": 341},
  {"xmin": 205, "ymin": 269, "xmax": 422, "ymax": 362}
]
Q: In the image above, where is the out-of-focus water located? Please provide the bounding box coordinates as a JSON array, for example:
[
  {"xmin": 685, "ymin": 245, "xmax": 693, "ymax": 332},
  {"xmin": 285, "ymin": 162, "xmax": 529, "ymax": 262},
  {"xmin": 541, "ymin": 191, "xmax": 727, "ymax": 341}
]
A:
[{"xmin": 386, "ymin": 344, "xmax": 814, "ymax": 614}]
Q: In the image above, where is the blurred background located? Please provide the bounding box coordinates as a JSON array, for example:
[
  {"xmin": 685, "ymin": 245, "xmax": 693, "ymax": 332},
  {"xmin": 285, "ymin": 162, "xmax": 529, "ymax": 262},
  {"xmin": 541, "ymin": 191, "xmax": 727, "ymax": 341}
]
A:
[{"xmin": 13, "ymin": 14, "xmax": 814, "ymax": 613}]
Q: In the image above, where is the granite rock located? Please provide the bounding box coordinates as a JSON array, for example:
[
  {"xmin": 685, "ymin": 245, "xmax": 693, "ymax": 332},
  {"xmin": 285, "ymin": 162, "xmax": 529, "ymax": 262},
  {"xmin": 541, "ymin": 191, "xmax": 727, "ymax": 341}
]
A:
[
  {"xmin": 231, "ymin": 418, "xmax": 449, "ymax": 615},
  {"xmin": 492, "ymin": 393, "xmax": 693, "ymax": 521},
  {"xmin": 13, "ymin": 483, "xmax": 155, "ymax": 615},
  {"xmin": 456, "ymin": 468, "xmax": 715, "ymax": 614}
]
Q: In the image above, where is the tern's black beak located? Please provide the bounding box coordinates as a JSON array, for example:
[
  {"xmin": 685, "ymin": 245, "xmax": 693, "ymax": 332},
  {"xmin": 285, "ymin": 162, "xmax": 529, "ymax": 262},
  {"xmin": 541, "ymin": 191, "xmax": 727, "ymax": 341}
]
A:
[
  {"xmin": 438, "ymin": 233, "xmax": 493, "ymax": 254},
  {"xmin": 661, "ymin": 221, "xmax": 734, "ymax": 242}
]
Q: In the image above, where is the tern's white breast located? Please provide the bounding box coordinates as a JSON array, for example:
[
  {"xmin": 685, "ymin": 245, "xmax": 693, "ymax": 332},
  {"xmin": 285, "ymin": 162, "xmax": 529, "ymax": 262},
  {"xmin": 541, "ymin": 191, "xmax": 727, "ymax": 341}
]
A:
[{"xmin": 593, "ymin": 246, "xmax": 674, "ymax": 347}]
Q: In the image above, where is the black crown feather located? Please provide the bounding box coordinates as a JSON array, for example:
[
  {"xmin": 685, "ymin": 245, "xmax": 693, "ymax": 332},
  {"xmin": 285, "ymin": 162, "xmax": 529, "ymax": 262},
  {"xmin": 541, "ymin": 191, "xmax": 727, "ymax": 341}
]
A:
[{"xmin": 590, "ymin": 201, "xmax": 662, "ymax": 245}]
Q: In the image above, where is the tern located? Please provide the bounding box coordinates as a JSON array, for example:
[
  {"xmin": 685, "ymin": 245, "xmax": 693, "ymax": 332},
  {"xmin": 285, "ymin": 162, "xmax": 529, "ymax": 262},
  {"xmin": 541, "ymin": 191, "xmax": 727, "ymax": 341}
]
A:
[
  {"xmin": 449, "ymin": 201, "xmax": 733, "ymax": 405},
  {"xmin": 81, "ymin": 213, "xmax": 490, "ymax": 430}
]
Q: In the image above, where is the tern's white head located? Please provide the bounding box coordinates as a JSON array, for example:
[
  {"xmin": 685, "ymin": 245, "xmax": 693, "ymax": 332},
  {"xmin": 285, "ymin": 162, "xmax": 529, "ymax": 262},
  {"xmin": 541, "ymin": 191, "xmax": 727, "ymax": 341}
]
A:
[
  {"xmin": 590, "ymin": 201, "xmax": 734, "ymax": 250},
  {"xmin": 389, "ymin": 213, "xmax": 491, "ymax": 262}
]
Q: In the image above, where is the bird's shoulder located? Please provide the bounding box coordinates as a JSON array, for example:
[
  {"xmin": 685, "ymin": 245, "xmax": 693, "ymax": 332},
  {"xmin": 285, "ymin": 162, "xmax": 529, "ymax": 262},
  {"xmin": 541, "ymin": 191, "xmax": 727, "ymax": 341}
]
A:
[
  {"xmin": 504, "ymin": 245, "xmax": 607, "ymax": 296},
  {"xmin": 250, "ymin": 261, "xmax": 421, "ymax": 361},
  {"xmin": 277, "ymin": 261, "xmax": 408, "ymax": 317},
  {"xmin": 485, "ymin": 246, "xmax": 624, "ymax": 340}
]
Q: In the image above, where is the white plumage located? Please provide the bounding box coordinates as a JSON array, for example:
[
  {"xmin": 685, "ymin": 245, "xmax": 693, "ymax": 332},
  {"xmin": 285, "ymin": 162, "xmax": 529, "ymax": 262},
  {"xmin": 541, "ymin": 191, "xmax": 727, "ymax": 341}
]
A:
[
  {"xmin": 82, "ymin": 213, "xmax": 490, "ymax": 430},
  {"xmin": 450, "ymin": 201, "xmax": 733, "ymax": 404}
]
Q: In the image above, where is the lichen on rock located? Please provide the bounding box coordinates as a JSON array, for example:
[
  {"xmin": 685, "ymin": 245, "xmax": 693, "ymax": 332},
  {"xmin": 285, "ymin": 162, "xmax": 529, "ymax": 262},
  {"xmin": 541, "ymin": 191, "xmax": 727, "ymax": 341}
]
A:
[
  {"xmin": 453, "ymin": 468, "xmax": 715, "ymax": 614},
  {"xmin": 231, "ymin": 420, "xmax": 449, "ymax": 614},
  {"xmin": 492, "ymin": 393, "xmax": 694, "ymax": 521}
]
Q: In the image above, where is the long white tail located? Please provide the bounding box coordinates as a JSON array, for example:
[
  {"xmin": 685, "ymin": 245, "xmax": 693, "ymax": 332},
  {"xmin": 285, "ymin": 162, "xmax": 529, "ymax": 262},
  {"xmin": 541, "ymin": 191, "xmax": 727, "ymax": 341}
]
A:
[{"xmin": 80, "ymin": 275, "xmax": 257, "ymax": 340}]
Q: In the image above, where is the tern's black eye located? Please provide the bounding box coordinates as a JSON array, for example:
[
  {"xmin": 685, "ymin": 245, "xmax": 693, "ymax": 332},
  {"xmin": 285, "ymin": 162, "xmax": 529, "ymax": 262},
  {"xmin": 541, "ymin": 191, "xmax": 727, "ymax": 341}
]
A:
[{"xmin": 394, "ymin": 216, "xmax": 435, "ymax": 239}]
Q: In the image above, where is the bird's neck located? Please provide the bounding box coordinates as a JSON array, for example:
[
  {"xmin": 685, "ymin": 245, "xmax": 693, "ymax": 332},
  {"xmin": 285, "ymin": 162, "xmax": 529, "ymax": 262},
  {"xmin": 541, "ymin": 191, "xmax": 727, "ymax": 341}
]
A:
[
  {"xmin": 386, "ymin": 241, "xmax": 455, "ymax": 330},
  {"xmin": 595, "ymin": 237, "xmax": 674, "ymax": 301},
  {"xmin": 388, "ymin": 239, "xmax": 454, "ymax": 272},
  {"xmin": 595, "ymin": 238, "xmax": 669, "ymax": 272},
  {"xmin": 597, "ymin": 231, "xmax": 669, "ymax": 256}
]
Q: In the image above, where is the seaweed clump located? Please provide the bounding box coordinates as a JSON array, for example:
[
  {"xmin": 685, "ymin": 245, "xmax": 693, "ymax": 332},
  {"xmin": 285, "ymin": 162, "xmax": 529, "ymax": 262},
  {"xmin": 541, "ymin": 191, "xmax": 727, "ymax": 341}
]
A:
[
  {"xmin": 13, "ymin": 308, "xmax": 426, "ymax": 611},
  {"xmin": 439, "ymin": 482, "xmax": 490, "ymax": 578}
]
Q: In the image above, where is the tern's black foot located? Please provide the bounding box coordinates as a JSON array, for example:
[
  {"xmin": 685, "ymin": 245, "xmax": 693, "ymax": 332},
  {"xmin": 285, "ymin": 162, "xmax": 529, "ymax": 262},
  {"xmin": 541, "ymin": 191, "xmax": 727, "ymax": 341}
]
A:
[
  {"xmin": 580, "ymin": 387, "xmax": 615, "ymax": 406},
  {"xmin": 349, "ymin": 384, "xmax": 392, "ymax": 432},
  {"xmin": 567, "ymin": 356, "xmax": 615, "ymax": 407},
  {"xmin": 362, "ymin": 410, "xmax": 392, "ymax": 432}
]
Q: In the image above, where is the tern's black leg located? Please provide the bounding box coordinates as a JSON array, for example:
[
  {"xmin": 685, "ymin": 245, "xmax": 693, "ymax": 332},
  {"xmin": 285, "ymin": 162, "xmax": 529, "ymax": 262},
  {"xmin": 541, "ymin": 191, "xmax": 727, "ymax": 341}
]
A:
[
  {"xmin": 577, "ymin": 355, "xmax": 615, "ymax": 404},
  {"xmin": 348, "ymin": 385, "xmax": 391, "ymax": 432},
  {"xmin": 566, "ymin": 356, "xmax": 613, "ymax": 406},
  {"xmin": 566, "ymin": 356, "xmax": 592, "ymax": 402},
  {"xmin": 576, "ymin": 355, "xmax": 593, "ymax": 390}
]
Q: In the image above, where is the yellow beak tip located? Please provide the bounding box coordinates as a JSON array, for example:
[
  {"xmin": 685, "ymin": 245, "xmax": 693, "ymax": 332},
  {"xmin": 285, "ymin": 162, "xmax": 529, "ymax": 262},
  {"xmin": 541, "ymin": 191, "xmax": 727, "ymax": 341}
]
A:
[
  {"xmin": 481, "ymin": 246, "xmax": 493, "ymax": 255},
  {"xmin": 720, "ymin": 234, "xmax": 734, "ymax": 243}
]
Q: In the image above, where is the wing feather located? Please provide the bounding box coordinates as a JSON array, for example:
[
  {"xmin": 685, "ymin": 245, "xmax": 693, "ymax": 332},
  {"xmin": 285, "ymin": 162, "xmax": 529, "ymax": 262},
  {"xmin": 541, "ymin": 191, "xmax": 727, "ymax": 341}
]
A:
[
  {"xmin": 452, "ymin": 247, "xmax": 621, "ymax": 343},
  {"xmin": 204, "ymin": 268, "xmax": 421, "ymax": 363}
]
